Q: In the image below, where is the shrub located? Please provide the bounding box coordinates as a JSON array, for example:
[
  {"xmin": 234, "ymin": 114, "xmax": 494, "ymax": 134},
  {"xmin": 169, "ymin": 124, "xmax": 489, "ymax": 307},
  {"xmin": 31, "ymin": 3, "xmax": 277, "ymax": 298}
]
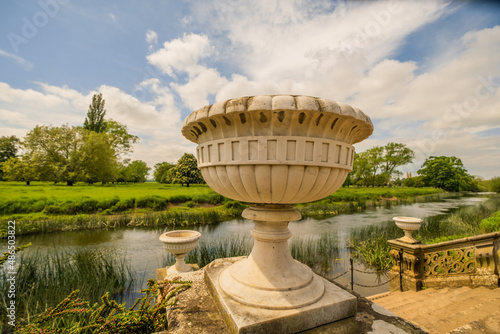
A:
[
  {"xmin": 480, "ymin": 210, "xmax": 500, "ymax": 232},
  {"xmin": 32, "ymin": 199, "xmax": 47, "ymax": 212},
  {"xmin": 182, "ymin": 200, "xmax": 197, "ymax": 208},
  {"xmin": 97, "ymin": 196, "xmax": 120, "ymax": 210},
  {"xmin": 136, "ymin": 195, "xmax": 168, "ymax": 210},
  {"xmin": 167, "ymin": 195, "xmax": 191, "ymax": 203},
  {"xmin": 110, "ymin": 198, "xmax": 136, "ymax": 213}
]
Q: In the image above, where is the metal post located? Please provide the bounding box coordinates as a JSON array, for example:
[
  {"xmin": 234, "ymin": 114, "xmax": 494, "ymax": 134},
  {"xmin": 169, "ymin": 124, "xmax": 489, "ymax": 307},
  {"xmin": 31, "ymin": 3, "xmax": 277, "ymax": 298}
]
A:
[
  {"xmin": 350, "ymin": 258, "xmax": 354, "ymax": 291},
  {"xmin": 399, "ymin": 249, "xmax": 403, "ymax": 292}
]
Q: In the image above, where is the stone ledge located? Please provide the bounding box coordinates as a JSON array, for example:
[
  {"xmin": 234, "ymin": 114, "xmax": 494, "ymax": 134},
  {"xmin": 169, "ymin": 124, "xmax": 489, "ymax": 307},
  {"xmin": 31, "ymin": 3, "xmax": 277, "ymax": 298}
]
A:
[{"xmin": 157, "ymin": 259, "xmax": 427, "ymax": 334}]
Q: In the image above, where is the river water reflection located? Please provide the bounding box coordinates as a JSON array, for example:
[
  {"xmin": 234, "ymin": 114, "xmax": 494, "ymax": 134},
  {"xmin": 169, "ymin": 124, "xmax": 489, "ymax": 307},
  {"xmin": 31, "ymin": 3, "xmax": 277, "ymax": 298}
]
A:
[{"xmin": 17, "ymin": 196, "xmax": 487, "ymax": 299}]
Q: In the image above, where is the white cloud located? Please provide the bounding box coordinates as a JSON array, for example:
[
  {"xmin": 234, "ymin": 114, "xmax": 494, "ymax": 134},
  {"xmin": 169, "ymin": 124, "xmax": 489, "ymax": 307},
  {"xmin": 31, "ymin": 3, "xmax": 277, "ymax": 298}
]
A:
[
  {"xmin": 190, "ymin": 0, "xmax": 448, "ymax": 83},
  {"xmin": 147, "ymin": 33, "xmax": 213, "ymax": 77},
  {"xmin": 146, "ymin": 30, "xmax": 158, "ymax": 51},
  {"xmin": 0, "ymin": 81, "xmax": 193, "ymax": 168},
  {"xmin": 0, "ymin": 49, "xmax": 34, "ymax": 70},
  {"xmin": 172, "ymin": 68, "xmax": 228, "ymax": 110},
  {"xmin": 147, "ymin": 33, "xmax": 228, "ymax": 110},
  {"xmin": 3, "ymin": 1, "xmax": 499, "ymax": 178}
]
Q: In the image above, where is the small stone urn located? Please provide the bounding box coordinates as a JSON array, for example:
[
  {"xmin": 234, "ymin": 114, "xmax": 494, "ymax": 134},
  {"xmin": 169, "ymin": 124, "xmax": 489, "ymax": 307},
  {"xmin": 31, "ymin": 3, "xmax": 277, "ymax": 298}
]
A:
[
  {"xmin": 393, "ymin": 217, "xmax": 423, "ymax": 244},
  {"xmin": 159, "ymin": 230, "xmax": 201, "ymax": 274},
  {"xmin": 182, "ymin": 95, "xmax": 373, "ymax": 332}
]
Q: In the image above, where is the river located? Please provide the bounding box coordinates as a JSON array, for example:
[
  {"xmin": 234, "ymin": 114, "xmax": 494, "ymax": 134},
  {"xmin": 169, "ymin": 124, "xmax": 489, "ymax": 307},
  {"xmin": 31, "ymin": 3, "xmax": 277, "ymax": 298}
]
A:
[{"xmin": 17, "ymin": 196, "xmax": 487, "ymax": 300}]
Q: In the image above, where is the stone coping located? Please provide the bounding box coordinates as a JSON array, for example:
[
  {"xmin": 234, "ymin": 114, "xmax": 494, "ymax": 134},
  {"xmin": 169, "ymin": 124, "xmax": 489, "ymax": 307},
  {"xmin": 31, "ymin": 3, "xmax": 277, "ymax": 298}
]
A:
[{"xmin": 389, "ymin": 231, "xmax": 500, "ymax": 251}]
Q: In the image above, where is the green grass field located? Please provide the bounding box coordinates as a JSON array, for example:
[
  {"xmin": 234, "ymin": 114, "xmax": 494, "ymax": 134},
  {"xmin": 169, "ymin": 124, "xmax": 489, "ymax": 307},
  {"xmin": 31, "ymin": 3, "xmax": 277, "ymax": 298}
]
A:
[
  {"xmin": 0, "ymin": 182, "xmax": 224, "ymax": 218},
  {"xmin": 0, "ymin": 182, "xmax": 444, "ymax": 218},
  {"xmin": 0, "ymin": 181, "xmax": 447, "ymax": 237},
  {"xmin": 0, "ymin": 181, "xmax": 217, "ymax": 201}
]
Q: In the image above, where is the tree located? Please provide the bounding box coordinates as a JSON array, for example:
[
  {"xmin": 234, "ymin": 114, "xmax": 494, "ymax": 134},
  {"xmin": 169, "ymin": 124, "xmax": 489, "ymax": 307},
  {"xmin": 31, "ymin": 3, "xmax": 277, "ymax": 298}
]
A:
[
  {"xmin": 0, "ymin": 136, "xmax": 20, "ymax": 180},
  {"xmin": 349, "ymin": 143, "xmax": 415, "ymax": 187},
  {"xmin": 118, "ymin": 160, "xmax": 150, "ymax": 183},
  {"xmin": 0, "ymin": 136, "xmax": 20, "ymax": 163},
  {"xmin": 84, "ymin": 93, "xmax": 107, "ymax": 133},
  {"xmin": 170, "ymin": 153, "xmax": 204, "ymax": 187},
  {"xmin": 23, "ymin": 125, "xmax": 86, "ymax": 186},
  {"xmin": 490, "ymin": 177, "xmax": 500, "ymax": 193},
  {"xmin": 381, "ymin": 142, "xmax": 415, "ymax": 177},
  {"xmin": 128, "ymin": 160, "xmax": 150, "ymax": 183},
  {"xmin": 154, "ymin": 162, "xmax": 175, "ymax": 183},
  {"xmin": 418, "ymin": 156, "xmax": 477, "ymax": 192},
  {"xmin": 80, "ymin": 131, "xmax": 119, "ymax": 184},
  {"xmin": 1, "ymin": 156, "xmax": 38, "ymax": 185},
  {"xmin": 350, "ymin": 153, "xmax": 372, "ymax": 186},
  {"xmin": 104, "ymin": 119, "xmax": 139, "ymax": 156}
]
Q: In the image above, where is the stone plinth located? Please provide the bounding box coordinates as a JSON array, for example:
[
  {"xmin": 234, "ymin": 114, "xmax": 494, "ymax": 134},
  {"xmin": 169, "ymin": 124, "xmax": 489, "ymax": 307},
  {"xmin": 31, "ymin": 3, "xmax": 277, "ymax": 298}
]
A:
[{"xmin": 206, "ymin": 257, "xmax": 356, "ymax": 334}]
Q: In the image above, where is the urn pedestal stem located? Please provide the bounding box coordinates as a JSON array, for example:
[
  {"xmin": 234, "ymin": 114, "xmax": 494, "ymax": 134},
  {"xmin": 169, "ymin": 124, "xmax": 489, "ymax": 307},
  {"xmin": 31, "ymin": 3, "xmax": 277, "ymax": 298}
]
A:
[{"xmin": 219, "ymin": 205, "xmax": 325, "ymax": 309}]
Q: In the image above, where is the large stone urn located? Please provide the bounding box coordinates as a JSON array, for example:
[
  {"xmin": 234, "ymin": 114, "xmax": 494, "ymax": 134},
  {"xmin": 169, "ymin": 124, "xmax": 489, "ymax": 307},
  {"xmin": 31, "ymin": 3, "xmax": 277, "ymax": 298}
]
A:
[{"xmin": 182, "ymin": 95, "xmax": 373, "ymax": 332}]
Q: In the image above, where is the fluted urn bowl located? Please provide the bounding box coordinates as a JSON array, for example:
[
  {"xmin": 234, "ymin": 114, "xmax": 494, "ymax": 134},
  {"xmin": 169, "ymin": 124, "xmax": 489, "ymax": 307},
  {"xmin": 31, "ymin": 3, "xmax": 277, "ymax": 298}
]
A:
[{"xmin": 182, "ymin": 95, "xmax": 373, "ymax": 204}]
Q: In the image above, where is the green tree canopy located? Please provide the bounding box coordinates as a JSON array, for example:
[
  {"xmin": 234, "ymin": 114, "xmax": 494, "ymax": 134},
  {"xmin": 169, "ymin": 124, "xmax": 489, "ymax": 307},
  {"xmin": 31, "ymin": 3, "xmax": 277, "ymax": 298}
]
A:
[
  {"xmin": 418, "ymin": 156, "xmax": 478, "ymax": 192},
  {"xmin": 490, "ymin": 177, "xmax": 500, "ymax": 193},
  {"xmin": 154, "ymin": 162, "xmax": 175, "ymax": 183},
  {"xmin": 80, "ymin": 131, "xmax": 119, "ymax": 184},
  {"xmin": 381, "ymin": 142, "xmax": 415, "ymax": 176},
  {"xmin": 0, "ymin": 135, "xmax": 20, "ymax": 163},
  {"xmin": 170, "ymin": 153, "xmax": 204, "ymax": 187},
  {"xmin": 118, "ymin": 160, "xmax": 150, "ymax": 183},
  {"xmin": 104, "ymin": 119, "xmax": 139, "ymax": 156},
  {"xmin": 23, "ymin": 125, "xmax": 86, "ymax": 186},
  {"xmin": 84, "ymin": 93, "xmax": 107, "ymax": 133},
  {"xmin": 0, "ymin": 135, "xmax": 20, "ymax": 180},
  {"xmin": 1, "ymin": 156, "xmax": 38, "ymax": 185},
  {"xmin": 350, "ymin": 143, "xmax": 415, "ymax": 187}
]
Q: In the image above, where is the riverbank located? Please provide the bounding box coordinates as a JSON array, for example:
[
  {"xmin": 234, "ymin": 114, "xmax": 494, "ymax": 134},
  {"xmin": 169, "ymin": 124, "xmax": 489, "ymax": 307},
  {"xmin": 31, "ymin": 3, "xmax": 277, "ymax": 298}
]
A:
[
  {"xmin": 7, "ymin": 195, "xmax": 494, "ymax": 331},
  {"xmin": 0, "ymin": 182, "xmax": 446, "ymax": 237},
  {"xmin": 349, "ymin": 194, "xmax": 500, "ymax": 271}
]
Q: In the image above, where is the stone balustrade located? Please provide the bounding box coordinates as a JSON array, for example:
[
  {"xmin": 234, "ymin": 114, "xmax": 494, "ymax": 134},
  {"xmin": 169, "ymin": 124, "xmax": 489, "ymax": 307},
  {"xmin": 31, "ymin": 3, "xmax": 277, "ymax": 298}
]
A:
[{"xmin": 388, "ymin": 231, "xmax": 500, "ymax": 291}]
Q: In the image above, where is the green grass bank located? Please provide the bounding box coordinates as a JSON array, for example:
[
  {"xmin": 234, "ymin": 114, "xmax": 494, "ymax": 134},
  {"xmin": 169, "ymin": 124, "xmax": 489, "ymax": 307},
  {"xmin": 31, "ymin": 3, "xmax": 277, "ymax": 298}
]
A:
[
  {"xmin": 0, "ymin": 182, "xmax": 446, "ymax": 237},
  {"xmin": 349, "ymin": 195, "xmax": 500, "ymax": 271}
]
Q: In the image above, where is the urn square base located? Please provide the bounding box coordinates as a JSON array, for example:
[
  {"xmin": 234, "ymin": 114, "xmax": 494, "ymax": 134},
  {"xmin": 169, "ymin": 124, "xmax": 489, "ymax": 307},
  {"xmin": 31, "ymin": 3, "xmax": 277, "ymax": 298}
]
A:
[{"xmin": 205, "ymin": 257, "xmax": 357, "ymax": 334}]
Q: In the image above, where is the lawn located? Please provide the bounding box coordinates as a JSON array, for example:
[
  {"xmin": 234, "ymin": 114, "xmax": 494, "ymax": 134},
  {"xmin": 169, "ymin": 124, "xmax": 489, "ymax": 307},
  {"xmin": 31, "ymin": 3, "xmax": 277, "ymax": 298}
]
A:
[
  {"xmin": 0, "ymin": 181, "xmax": 216, "ymax": 202},
  {"xmin": 0, "ymin": 182, "xmax": 448, "ymax": 237},
  {"xmin": 0, "ymin": 182, "xmax": 445, "ymax": 218}
]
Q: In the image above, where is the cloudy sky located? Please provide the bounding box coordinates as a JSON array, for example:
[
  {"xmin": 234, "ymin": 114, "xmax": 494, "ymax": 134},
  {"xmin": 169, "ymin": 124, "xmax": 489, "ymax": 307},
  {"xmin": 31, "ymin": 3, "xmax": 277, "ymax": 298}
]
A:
[{"xmin": 1, "ymin": 0, "xmax": 499, "ymax": 179}]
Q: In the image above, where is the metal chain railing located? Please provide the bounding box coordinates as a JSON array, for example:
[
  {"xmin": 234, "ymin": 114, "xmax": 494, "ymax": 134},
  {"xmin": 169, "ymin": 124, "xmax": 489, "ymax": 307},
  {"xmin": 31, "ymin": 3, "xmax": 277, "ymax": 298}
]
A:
[
  {"xmin": 352, "ymin": 274, "xmax": 399, "ymax": 288},
  {"xmin": 320, "ymin": 258, "xmax": 401, "ymax": 291}
]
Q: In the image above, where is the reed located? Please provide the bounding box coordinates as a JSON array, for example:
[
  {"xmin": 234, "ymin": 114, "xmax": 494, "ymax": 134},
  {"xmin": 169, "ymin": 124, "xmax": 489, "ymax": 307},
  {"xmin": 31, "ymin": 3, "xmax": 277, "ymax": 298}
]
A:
[
  {"xmin": 416, "ymin": 195, "xmax": 500, "ymax": 243},
  {"xmin": 0, "ymin": 248, "xmax": 135, "ymax": 329},
  {"xmin": 290, "ymin": 233, "xmax": 341, "ymax": 273},
  {"xmin": 162, "ymin": 233, "xmax": 341, "ymax": 275},
  {"xmin": 163, "ymin": 235, "xmax": 253, "ymax": 269},
  {"xmin": 0, "ymin": 204, "xmax": 243, "ymax": 238},
  {"xmin": 349, "ymin": 222, "xmax": 401, "ymax": 271}
]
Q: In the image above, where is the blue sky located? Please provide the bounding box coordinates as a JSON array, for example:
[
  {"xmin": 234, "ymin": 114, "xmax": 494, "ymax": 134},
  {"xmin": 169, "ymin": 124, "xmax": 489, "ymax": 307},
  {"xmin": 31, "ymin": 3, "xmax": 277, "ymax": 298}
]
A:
[{"xmin": 1, "ymin": 0, "xmax": 500, "ymax": 179}]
